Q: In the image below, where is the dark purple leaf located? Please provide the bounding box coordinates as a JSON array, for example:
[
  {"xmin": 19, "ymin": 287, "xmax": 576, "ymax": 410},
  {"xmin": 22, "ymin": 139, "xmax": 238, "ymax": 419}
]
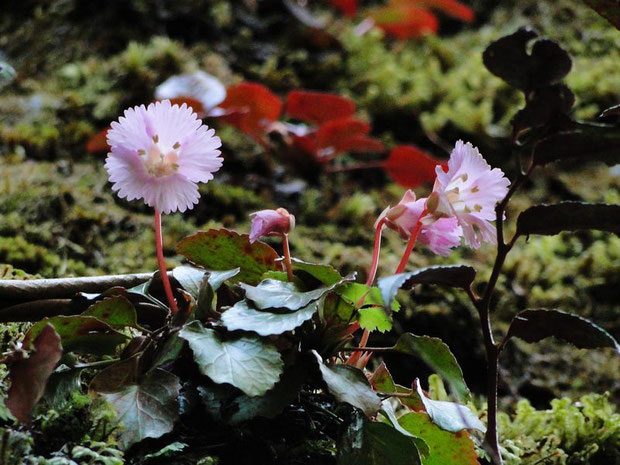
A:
[
  {"xmin": 582, "ymin": 0, "xmax": 620, "ymax": 29},
  {"xmin": 532, "ymin": 127, "xmax": 620, "ymax": 166},
  {"xmin": 516, "ymin": 202, "xmax": 620, "ymax": 237},
  {"xmin": 504, "ymin": 309, "xmax": 620, "ymax": 353}
]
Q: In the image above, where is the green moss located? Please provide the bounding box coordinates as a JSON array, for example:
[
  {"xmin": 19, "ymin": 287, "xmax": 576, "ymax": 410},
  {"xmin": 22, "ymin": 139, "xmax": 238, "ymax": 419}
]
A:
[{"xmin": 499, "ymin": 394, "xmax": 620, "ymax": 464}]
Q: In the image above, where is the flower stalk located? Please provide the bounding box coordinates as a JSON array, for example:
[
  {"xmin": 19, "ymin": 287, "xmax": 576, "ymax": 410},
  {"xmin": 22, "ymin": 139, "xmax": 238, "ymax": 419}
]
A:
[{"xmin": 154, "ymin": 210, "xmax": 178, "ymax": 315}]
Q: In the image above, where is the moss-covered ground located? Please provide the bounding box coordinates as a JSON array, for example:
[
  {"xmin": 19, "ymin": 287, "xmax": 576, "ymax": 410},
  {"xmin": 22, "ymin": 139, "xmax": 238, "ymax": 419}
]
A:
[{"xmin": 0, "ymin": 0, "xmax": 618, "ymax": 463}]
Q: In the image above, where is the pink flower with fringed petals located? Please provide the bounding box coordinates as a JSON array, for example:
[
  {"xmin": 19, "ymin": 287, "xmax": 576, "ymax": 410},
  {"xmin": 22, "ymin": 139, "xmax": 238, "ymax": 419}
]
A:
[
  {"xmin": 379, "ymin": 190, "xmax": 462, "ymax": 256},
  {"xmin": 427, "ymin": 140, "xmax": 510, "ymax": 248},
  {"xmin": 105, "ymin": 99, "xmax": 222, "ymax": 214}
]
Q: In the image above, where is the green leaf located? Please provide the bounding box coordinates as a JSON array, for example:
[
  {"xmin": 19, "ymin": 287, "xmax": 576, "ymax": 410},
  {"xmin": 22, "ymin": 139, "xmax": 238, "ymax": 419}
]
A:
[
  {"xmin": 582, "ymin": 0, "xmax": 620, "ymax": 29},
  {"xmin": 179, "ymin": 321, "xmax": 284, "ymax": 396},
  {"xmin": 532, "ymin": 127, "xmax": 620, "ymax": 167},
  {"xmin": 82, "ymin": 296, "xmax": 137, "ymax": 329},
  {"xmin": 414, "ymin": 380, "xmax": 485, "ymax": 433},
  {"xmin": 177, "ymin": 229, "xmax": 281, "ymax": 285},
  {"xmin": 358, "ymin": 307, "xmax": 392, "ymax": 333},
  {"xmin": 389, "ymin": 334, "xmax": 470, "ymax": 403},
  {"xmin": 291, "ymin": 258, "xmax": 343, "ymax": 285},
  {"xmin": 369, "ymin": 362, "xmax": 424, "ymax": 411},
  {"xmin": 339, "ymin": 411, "xmax": 422, "ymax": 465},
  {"xmin": 313, "ymin": 350, "xmax": 381, "ymax": 416},
  {"xmin": 505, "ymin": 309, "xmax": 620, "ymax": 353},
  {"xmin": 172, "ymin": 265, "xmax": 207, "ymax": 300},
  {"xmin": 380, "ymin": 401, "xmax": 430, "ymax": 457},
  {"xmin": 378, "ymin": 266, "xmax": 476, "ymax": 312},
  {"xmin": 221, "ymin": 300, "xmax": 318, "ymax": 336},
  {"xmin": 338, "ymin": 283, "xmax": 400, "ymax": 311},
  {"xmin": 398, "ymin": 412, "xmax": 481, "ymax": 465},
  {"xmin": 24, "ymin": 316, "xmax": 127, "ymax": 356},
  {"xmin": 516, "ymin": 202, "xmax": 620, "ymax": 237},
  {"xmin": 97, "ymin": 369, "xmax": 181, "ymax": 448},
  {"xmin": 482, "ymin": 27, "xmax": 571, "ymax": 90},
  {"xmin": 229, "ymin": 364, "xmax": 307, "ymax": 424},
  {"xmin": 43, "ymin": 364, "xmax": 83, "ymax": 410},
  {"xmin": 241, "ymin": 274, "xmax": 354, "ymax": 311},
  {"xmin": 6, "ymin": 324, "xmax": 62, "ymax": 422}
]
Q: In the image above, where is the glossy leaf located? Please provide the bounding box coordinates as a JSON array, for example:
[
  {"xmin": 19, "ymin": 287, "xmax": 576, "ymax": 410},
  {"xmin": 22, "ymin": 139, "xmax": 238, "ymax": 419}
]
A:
[
  {"xmin": 482, "ymin": 27, "xmax": 572, "ymax": 90},
  {"xmin": 7, "ymin": 324, "xmax": 62, "ymax": 422},
  {"xmin": 516, "ymin": 202, "xmax": 620, "ymax": 237},
  {"xmin": 285, "ymin": 90, "xmax": 356, "ymax": 125},
  {"xmin": 398, "ymin": 412, "xmax": 481, "ymax": 465},
  {"xmin": 240, "ymin": 273, "xmax": 353, "ymax": 311},
  {"xmin": 414, "ymin": 380, "xmax": 484, "ymax": 433},
  {"xmin": 218, "ymin": 82, "xmax": 282, "ymax": 139},
  {"xmin": 390, "ymin": 334, "xmax": 470, "ymax": 403},
  {"xmin": 172, "ymin": 265, "xmax": 206, "ymax": 300},
  {"xmin": 384, "ymin": 145, "xmax": 446, "ymax": 189},
  {"xmin": 82, "ymin": 296, "xmax": 137, "ymax": 329},
  {"xmin": 369, "ymin": 362, "xmax": 424, "ymax": 411},
  {"xmin": 177, "ymin": 229, "xmax": 281, "ymax": 285},
  {"xmin": 180, "ymin": 321, "xmax": 284, "ymax": 396},
  {"xmin": 221, "ymin": 300, "xmax": 318, "ymax": 336},
  {"xmin": 291, "ymin": 258, "xmax": 343, "ymax": 285},
  {"xmin": 313, "ymin": 351, "xmax": 381, "ymax": 416},
  {"xmin": 378, "ymin": 266, "xmax": 476, "ymax": 311},
  {"xmin": 24, "ymin": 315, "xmax": 127, "ymax": 356},
  {"xmin": 339, "ymin": 411, "xmax": 422, "ymax": 465},
  {"xmin": 532, "ymin": 127, "xmax": 620, "ymax": 166},
  {"xmin": 97, "ymin": 369, "xmax": 181, "ymax": 448},
  {"xmin": 505, "ymin": 309, "xmax": 620, "ymax": 353}
]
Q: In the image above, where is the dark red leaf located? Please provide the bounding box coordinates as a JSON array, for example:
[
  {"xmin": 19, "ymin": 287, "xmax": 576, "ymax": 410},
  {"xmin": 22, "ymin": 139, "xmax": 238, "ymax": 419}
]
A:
[
  {"xmin": 371, "ymin": 5, "xmax": 439, "ymax": 39},
  {"xmin": 218, "ymin": 82, "xmax": 283, "ymax": 140},
  {"xmin": 315, "ymin": 118, "xmax": 370, "ymax": 153},
  {"xmin": 86, "ymin": 128, "xmax": 110, "ymax": 154},
  {"xmin": 7, "ymin": 324, "xmax": 62, "ymax": 422},
  {"xmin": 383, "ymin": 145, "xmax": 446, "ymax": 188},
  {"xmin": 336, "ymin": 135, "xmax": 386, "ymax": 154},
  {"xmin": 285, "ymin": 90, "xmax": 356, "ymax": 125},
  {"xmin": 325, "ymin": 0, "xmax": 358, "ymax": 17}
]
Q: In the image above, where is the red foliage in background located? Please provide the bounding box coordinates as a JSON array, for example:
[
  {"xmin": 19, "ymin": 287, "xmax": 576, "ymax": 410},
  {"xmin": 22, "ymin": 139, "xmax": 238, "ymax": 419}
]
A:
[
  {"xmin": 383, "ymin": 145, "xmax": 447, "ymax": 188},
  {"xmin": 286, "ymin": 90, "xmax": 356, "ymax": 125}
]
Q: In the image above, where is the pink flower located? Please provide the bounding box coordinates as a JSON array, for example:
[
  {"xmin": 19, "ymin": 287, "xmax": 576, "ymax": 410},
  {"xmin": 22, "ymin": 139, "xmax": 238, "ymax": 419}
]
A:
[
  {"xmin": 427, "ymin": 140, "xmax": 510, "ymax": 248},
  {"xmin": 105, "ymin": 100, "xmax": 222, "ymax": 214},
  {"xmin": 249, "ymin": 208, "xmax": 295, "ymax": 243},
  {"xmin": 379, "ymin": 190, "xmax": 462, "ymax": 256}
]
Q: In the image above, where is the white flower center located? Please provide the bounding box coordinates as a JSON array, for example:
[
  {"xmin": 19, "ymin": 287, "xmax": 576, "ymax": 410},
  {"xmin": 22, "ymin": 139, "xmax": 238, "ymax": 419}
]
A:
[{"xmin": 139, "ymin": 136, "xmax": 180, "ymax": 177}]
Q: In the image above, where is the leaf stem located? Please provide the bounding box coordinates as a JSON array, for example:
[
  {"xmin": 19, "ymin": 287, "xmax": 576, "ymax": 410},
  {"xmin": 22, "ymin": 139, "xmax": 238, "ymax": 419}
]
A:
[
  {"xmin": 281, "ymin": 233, "xmax": 294, "ymax": 282},
  {"xmin": 154, "ymin": 210, "xmax": 178, "ymax": 315}
]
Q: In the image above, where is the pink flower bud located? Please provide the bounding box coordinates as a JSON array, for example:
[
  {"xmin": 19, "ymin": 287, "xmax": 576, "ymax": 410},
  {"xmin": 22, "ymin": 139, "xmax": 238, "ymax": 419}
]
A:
[{"xmin": 249, "ymin": 208, "xmax": 295, "ymax": 243}]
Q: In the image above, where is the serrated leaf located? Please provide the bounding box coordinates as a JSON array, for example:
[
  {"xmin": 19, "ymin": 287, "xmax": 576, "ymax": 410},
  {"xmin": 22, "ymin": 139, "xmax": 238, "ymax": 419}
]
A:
[
  {"xmin": 532, "ymin": 128, "xmax": 620, "ymax": 167},
  {"xmin": 82, "ymin": 296, "xmax": 137, "ymax": 329},
  {"xmin": 180, "ymin": 321, "xmax": 283, "ymax": 396},
  {"xmin": 378, "ymin": 266, "xmax": 476, "ymax": 312},
  {"xmin": 414, "ymin": 380, "xmax": 484, "ymax": 433},
  {"xmin": 505, "ymin": 309, "xmax": 620, "ymax": 353},
  {"xmin": 358, "ymin": 306, "xmax": 392, "ymax": 333},
  {"xmin": 221, "ymin": 300, "xmax": 318, "ymax": 336},
  {"xmin": 291, "ymin": 258, "xmax": 343, "ymax": 285},
  {"xmin": 7, "ymin": 324, "xmax": 62, "ymax": 422},
  {"xmin": 516, "ymin": 202, "xmax": 620, "ymax": 237},
  {"xmin": 338, "ymin": 411, "xmax": 422, "ymax": 465},
  {"xmin": 398, "ymin": 412, "xmax": 481, "ymax": 465},
  {"xmin": 338, "ymin": 283, "xmax": 400, "ymax": 311},
  {"xmin": 390, "ymin": 334, "xmax": 470, "ymax": 403},
  {"xmin": 482, "ymin": 27, "xmax": 571, "ymax": 90},
  {"xmin": 97, "ymin": 369, "xmax": 181, "ymax": 448},
  {"xmin": 177, "ymin": 229, "xmax": 281, "ymax": 285},
  {"xmin": 241, "ymin": 273, "xmax": 354, "ymax": 311},
  {"xmin": 313, "ymin": 350, "xmax": 380, "ymax": 416},
  {"xmin": 24, "ymin": 316, "xmax": 127, "ymax": 356}
]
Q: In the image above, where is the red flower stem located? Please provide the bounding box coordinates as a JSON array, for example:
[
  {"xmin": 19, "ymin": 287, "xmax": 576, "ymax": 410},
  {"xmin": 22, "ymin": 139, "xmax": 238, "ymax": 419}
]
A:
[
  {"xmin": 394, "ymin": 214, "xmax": 426, "ymax": 274},
  {"xmin": 282, "ymin": 233, "xmax": 294, "ymax": 282},
  {"xmin": 366, "ymin": 218, "xmax": 386, "ymax": 286},
  {"xmin": 154, "ymin": 210, "xmax": 178, "ymax": 315}
]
